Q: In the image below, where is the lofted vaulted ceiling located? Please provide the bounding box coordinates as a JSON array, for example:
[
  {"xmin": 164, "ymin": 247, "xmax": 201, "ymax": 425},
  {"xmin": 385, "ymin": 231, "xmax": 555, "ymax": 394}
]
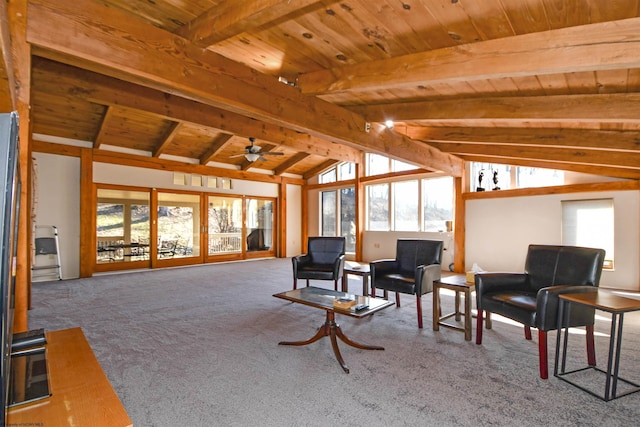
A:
[{"xmin": 3, "ymin": 0, "xmax": 640, "ymax": 180}]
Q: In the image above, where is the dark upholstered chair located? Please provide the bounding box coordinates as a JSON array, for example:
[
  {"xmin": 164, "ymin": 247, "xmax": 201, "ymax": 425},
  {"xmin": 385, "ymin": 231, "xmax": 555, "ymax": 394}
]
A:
[
  {"xmin": 475, "ymin": 244, "xmax": 606, "ymax": 379},
  {"xmin": 370, "ymin": 239, "xmax": 443, "ymax": 328},
  {"xmin": 292, "ymin": 237, "xmax": 346, "ymax": 291}
]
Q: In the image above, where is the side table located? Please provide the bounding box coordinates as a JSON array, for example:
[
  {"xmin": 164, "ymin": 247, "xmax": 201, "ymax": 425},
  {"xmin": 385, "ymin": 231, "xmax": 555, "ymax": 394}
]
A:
[
  {"xmin": 342, "ymin": 261, "xmax": 371, "ymax": 295},
  {"xmin": 433, "ymin": 274, "xmax": 475, "ymax": 341},
  {"xmin": 555, "ymin": 290, "xmax": 640, "ymax": 401}
]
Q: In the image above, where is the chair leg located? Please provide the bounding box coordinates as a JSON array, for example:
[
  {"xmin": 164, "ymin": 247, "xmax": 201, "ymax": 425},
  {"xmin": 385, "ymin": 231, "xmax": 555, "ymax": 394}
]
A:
[
  {"xmin": 538, "ymin": 330, "xmax": 548, "ymax": 379},
  {"xmin": 476, "ymin": 310, "xmax": 484, "ymax": 345},
  {"xmin": 395, "ymin": 293, "xmax": 401, "ymax": 307},
  {"xmin": 524, "ymin": 325, "xmax": 532, "ymax": 340},
  {"xmin": 306, "ymin": 279, "xmax": 310, "ymax": 287},
  {"xmin": 334, "ymin": 279, "xmax": 338, "ymax": 291},
  {"xmin": 293, "ymin": 278, "xmax": 297, "ymax": 290},
  {"xmin": 586, "ymin": 324, "xmax": 596, "ymax": 366},
  {"xmin": 416, "ymin": 295, "xmax": 423, "ymax": 329}
]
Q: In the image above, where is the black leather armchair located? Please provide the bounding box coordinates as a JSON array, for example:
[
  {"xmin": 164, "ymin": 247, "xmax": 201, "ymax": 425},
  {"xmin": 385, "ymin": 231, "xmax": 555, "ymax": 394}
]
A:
[
  {"xmin": 475, "ymin": 244, "xmax": 606, "ymax": 379},
  {"xmin": 370, "ymin": 239, "xmax": 443, "ymax": 328},
  {"xmin": 292, "ymin": 237, "xmax": 346, "ymax": 291}
]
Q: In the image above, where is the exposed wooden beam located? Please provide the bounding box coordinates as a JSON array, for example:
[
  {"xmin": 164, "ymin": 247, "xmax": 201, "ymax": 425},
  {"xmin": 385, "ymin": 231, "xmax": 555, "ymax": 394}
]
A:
[
  {"xmin": 37, "ymin": 59, "xmax": 362, "ymax": 164},
  {"xmin": 0, "ymin": 0, "xmax": 16, "ymax": 110},
  {"xmin": 303, "ymin": 159, "xmax": 339, "ymax": 180},
  {"xmin": 430, "ymin": 141, "xmax": 640, "ymax": 170},
  {"xmin": 153, "ymin": 122, "xmax": 182, "ymax": 158},
  {"xmin": 178, "ymin": 0, "xmax": 322, "ymax": 47},
  {"xmin": 93, "ymin": 106, "xmax": 114, "ymax": 149},
  {"xmin": 350, "ymin": 94, "xmax": 640, "ymax": 124},
  {"xmin": 406, "ymin": 126, "xmax": 640, "ymax": 152},
  {"xmin": 27, "ymin": 0, "xmax": 462, "ymax": 177},
  {"xmin": 274, "ymin": 152, "xmax": 310, "ymax": 176},
  {"xmin": 200, "ymin": 133, "xmax": 234, "ymax": 165},
  {"xmin": 297, "ymin": 17, "xmax": 640, "ymax": 95}
]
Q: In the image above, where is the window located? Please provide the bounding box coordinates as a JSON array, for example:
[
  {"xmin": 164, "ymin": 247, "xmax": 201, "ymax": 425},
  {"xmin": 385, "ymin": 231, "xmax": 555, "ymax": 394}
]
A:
[
  {"xmin": 470, "ymin": 162, "xmax": 563, "ymax": 190},
  {"xmin": 393, "ymin": 180, "xmax": 419, "ymax": 231},
  {"xmin": 321, "ymin": 190, "xmax": 337, "ymax": 235},
  {"xmin": 423, "ymin": 176, "xmax": 453, "ymax": 232},
  {"xmin": 367, "ymin": 154, "xmax": 390, "ymax": 176},
  {"xmin": 320, "ymin": 188, "xmax": 356, "ymax": 252},
  {"xmin": 367, "ymin": 184, "xmax": 389, "ymax": 231},
  {"xmin": 517, "ymin": 167, "xmax": 563, "ymax": 188},
  {"xmin": 320, "ymin": 162, "xmax": 355, "ymax": 183},
  {"xmin": 392, "ymin": 159, "xmax": 417, "ymax": 172},
  {"xmin": 339, "ymin": 162, "xmax": 355, "ymax": 180},
  {"xmin": 208, "ymin": 195, "xmax": 242, "ymax": 255},
  {"xmin": 319, "ymin": 168, "xmax": 336, "ymax": 184},
  {"xmin": 366, "ymin": 154, "xmax": 417, "ymax": 176},
  {"xmin": 562, "ymin": 199, "xmax": 614, "ymax": 269},
  {"xmin": 340, "ymin": 188, "xmax": 356, "ymax": 252},
  {"xmin": 96, "ymin": 188, "xmax": 150, "ymax": 263}
]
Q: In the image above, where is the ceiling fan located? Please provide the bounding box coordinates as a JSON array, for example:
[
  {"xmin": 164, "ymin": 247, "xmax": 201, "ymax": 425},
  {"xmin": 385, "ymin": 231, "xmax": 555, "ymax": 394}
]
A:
[{"xmin": 230, "ymin": 137, "xmax": 284, "ymax": 162}]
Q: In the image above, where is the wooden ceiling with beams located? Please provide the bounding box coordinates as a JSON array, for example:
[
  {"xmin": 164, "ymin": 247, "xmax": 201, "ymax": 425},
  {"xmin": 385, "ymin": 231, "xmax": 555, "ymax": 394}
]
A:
[{"xmin": 3, "ymin": 0, "xmax": 640, "ymax": 180}]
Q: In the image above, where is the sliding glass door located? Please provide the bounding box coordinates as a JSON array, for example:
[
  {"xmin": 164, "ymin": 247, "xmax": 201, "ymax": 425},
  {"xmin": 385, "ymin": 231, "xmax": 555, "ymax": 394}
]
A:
[
  {"xmin": 245, "ymin": 197, "xmax": 275, "ymax": 258},
  {"xmin": 95, "ymin": 185, "xmax": 276, "ymax": 272},
  {"xmin": 95, "ymin": 187, "xmax": 150, "ymax": 272},
  {"xmin": 206, "ymin": 195, "xmax": 243, "ymax": 261},
  {"xmin": 155, "ymin": 191, "xmax": 202, "ymax": 266}
]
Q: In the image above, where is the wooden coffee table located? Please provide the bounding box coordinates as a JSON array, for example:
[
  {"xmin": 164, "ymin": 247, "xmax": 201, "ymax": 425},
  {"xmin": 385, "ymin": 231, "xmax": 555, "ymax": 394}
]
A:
[
  {"xmin": 273, "ymin": 286, "xmax": 394, "ymax": 373},
  {"xmin": 432, "ymin": 274, "xmax": 476, "ymax": 341}
]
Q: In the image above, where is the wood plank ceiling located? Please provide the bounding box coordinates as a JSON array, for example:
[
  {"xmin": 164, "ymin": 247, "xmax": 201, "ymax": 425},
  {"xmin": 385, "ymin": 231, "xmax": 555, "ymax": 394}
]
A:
[{"xmin": 6, "ymin": 0, "xmax": 640, "ymax": 180}]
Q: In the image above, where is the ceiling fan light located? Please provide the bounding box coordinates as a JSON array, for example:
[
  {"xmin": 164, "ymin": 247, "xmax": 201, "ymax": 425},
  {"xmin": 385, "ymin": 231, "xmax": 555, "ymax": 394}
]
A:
[{"xmin": 245, "ymin": 153, "xmax": 260, "ymax": 162}]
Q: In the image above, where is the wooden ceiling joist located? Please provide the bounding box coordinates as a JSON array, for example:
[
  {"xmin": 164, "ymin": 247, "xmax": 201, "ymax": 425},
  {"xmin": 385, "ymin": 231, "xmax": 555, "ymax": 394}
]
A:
[
  {"xmin": 200, "ymin": 133, "xmax": 234, "ymax": 165},
  {"xmin": 350, "ymin": 94, "xmax": 640, "ymax": 124},
  {"xmin": 178, "ymin": 0, "xmax": 323, "ymax": 47},
  {"xmin": 153, "ymin": 122, "xmax": 182, "ymax": 157},
  {"xmin": 407, "ymin": 126, "xmax": 640, "ymax": 152},
  {"xmin": 274, "ymin": 152, "xmax": 310, "ymax": 176},
  {"xmin": 297, "ymin": 17, "xmax": 640, "ymax": 95}
]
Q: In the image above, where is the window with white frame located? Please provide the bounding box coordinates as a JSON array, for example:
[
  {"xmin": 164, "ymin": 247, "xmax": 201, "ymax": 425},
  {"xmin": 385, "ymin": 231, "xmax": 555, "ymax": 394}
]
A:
[
  {"xmin": 364, "ymin": 176, "xmax": 453, "ymax": 232},
  {"xmin": 367, "ymin": 183, "xmax": 390, "ymax": 231},
  {"xmin": 320, "ymin": 187, "xmax": 356, "ymax": 252},
  {"xmin": 423, "ymin": 176, "xmax": 454, "ymax": 232},
  {"xmin": 393, "ymin": 180, "xmax": 419, "ymax": 231},
  {"xmin": 562, "ymin": 198, "xmax": 614, "ymax": 269},
  {"xmin": 469, "ymin": 162, "xmax": 563, "ymax": 191}
]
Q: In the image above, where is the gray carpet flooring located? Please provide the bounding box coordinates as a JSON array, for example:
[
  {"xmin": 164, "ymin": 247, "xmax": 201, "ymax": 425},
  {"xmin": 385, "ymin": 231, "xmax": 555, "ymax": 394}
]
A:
[{"xmin": 28, "ymin": 258, "xmax": 640, "ymax": 426}]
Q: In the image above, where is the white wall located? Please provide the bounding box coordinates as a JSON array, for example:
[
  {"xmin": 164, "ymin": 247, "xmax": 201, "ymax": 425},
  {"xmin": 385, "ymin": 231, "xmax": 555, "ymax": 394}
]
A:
[
  {"xmin": 465, "ymin": 190, "xmax": 640, "ymax": 291},
  {"xmin": 33, "ymin": 153, "xmax": 81, "ymax": 279},
  {"xmin": 94, "ymin": 163, "xmax": 279, "ymax": 197},
  {"xmin": 285, "ymin": 183, "xmax": 302, "ymax": 257}
]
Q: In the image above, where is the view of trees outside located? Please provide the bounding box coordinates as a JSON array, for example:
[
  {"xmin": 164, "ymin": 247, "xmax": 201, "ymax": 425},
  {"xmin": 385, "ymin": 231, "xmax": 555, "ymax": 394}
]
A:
[
  {"xmin": 423, "ymin": 177, "xmax": 453, "ymax": 232},
  {"xmin": 393, "ymin": 180, "xmax": 419, "ymax": 231},
  {"xmin": 340, "ymin": 188, "xmax": 356, "ymax": 252},
  {"xmin": 321, "ymin": 190, "xmax": 336, "ymax": 236},
  {"xmin": 208, "ymin": 196, "xmax": 242, "ymax": 254},
  {"xmin": 367, "ymin": 184, "xmax": 389, "ymax": 231}
]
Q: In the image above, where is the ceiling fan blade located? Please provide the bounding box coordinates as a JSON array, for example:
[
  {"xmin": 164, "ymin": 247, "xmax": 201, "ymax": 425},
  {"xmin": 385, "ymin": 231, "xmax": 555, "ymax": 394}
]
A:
[
  {"xmin": 261, "ymin": 151, "xmax": 284, "ymax": 156},
  {"xmin": 229, "ymin": 153, "xmax": 247, "ymax": 158}
]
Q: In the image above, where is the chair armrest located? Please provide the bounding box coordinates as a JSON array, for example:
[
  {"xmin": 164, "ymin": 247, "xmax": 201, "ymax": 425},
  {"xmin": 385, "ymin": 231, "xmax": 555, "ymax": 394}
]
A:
[
  {"xmin": 475, "ymin": 272, "xmax": 529, "ymax": 295},
  {"xmin": 415, "ymin": 264, "xmax": 441, "ymax": 295},
  {"xmin": 292, "ymin": 254, "xmax": 310, "ymax": 275},
  {"xmin": 536, "ymin": 285, "xmax": 598, "ymax": 331},
  {"xmin": 333, "ymin": 254, "xmax": 346, "ymax": 277},
  {"xmin": 369, "ymin": 259, "xmax": 398, "ymax": 273}
]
